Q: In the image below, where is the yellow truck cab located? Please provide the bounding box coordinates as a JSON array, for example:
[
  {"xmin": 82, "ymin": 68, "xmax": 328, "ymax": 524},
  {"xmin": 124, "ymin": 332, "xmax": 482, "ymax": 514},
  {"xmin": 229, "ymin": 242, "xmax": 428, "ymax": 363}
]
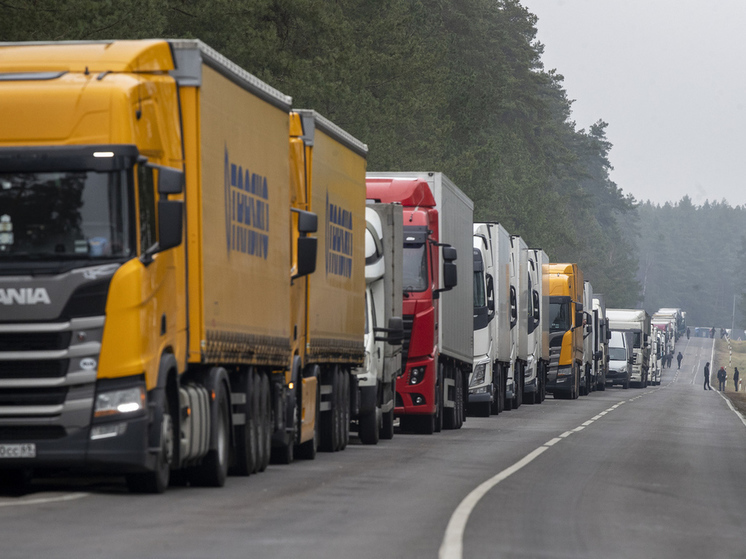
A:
[{"xmin": 546, "ymin": 263, "xmax": 584, "ymax": 399}]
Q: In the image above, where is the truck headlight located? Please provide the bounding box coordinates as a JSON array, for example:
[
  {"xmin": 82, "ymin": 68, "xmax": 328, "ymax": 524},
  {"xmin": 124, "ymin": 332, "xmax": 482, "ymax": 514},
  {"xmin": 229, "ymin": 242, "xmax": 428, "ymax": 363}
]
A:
[
  {"xmin": 94, "ymin": 385, "xmax": 146, "ymax": 418},
  {"xmin": 470, "ymin": 363, "xmax": 486, "ymax": 387},
  {"xmin": 408, "ymin": 367, "xmax": 426, "ymax": 385}
]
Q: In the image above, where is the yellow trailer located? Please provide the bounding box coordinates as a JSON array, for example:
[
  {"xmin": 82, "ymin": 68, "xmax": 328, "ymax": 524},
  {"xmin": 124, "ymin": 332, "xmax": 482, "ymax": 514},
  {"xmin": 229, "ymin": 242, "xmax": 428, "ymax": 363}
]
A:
[{"xmin": 0, "ymin": 39, "xmax": 365, "ymax": 491}]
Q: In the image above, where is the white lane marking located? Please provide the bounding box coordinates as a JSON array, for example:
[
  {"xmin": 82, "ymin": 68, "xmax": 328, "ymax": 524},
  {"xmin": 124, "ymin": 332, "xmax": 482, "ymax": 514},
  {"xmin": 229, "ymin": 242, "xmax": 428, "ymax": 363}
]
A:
[
  {"xmin": 0, "ymin": 492, "xmax": 89, "ymax": 508},
  {"xmin": 439, "ymin": 396, "xmax": 633, "ymax": 559},
  {"xmin": 438, "ymin": 447, "xmax": 548, "ymax": 559},
  {"xmin": 581, "ymin": 420, "xmax": 594, "ymax": 426}
]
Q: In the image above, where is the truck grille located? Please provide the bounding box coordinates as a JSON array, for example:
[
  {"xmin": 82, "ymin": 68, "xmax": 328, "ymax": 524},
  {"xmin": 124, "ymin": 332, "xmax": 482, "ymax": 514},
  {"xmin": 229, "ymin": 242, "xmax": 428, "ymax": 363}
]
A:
[
  {"xmin": 0, "ymin": 332, "xmax": 72, "ymax": 352},
  {"xmin": 0, "ymin": 360, "xmax": 69, "ymax": 379},
  {"xmin": 401, "ymin": 315, "xmax": 414, "ymax": 366},
  {"xmin": 0, "ymin": 317, "xmax": 103, "ymax": 426}
]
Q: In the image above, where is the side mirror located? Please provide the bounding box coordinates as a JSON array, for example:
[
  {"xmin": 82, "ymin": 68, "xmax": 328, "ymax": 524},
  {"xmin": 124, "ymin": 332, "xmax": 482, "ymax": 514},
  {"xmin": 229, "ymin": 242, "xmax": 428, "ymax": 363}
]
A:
[
  {"xmin": 443, "ymin": 246, "xmax": 457, "ymax": 262},
  {"xmin": 532, "ymin": 291, "xmax": 540, "ymax": 320},
  {"xmin": 294, "ymin": 236, "xmax": 317, "ymax": 279},
  {"xmin": 296, "ymin": 209, "xmax": 318, "ymax": 233},
  {"xmin": 488, "ymin": 298, "xmax": 495, "ymax": 312},
  {"xmin": 509, "ymin": 285, "xmax": 517, "ymax": 328},
  {"xmin": 375, "ymin": 316, "xmax": 404, "ymax": 346},
  {"xmin": 443, "ymin": 262, "xmax": 457, "ymax": 289},
  {"xmin": 157, "ymin": 200, "xmax": 183, "ymax": 251},
  {"xmin": 153, "ymin": 165, "xmax": 184, "ymax": 195}
]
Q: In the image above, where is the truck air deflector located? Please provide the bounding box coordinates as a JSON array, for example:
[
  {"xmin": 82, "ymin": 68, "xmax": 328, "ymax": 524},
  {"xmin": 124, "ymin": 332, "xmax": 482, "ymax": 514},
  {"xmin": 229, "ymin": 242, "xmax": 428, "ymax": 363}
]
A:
[
  {"xmin": 169, "ymin": 39, "xmax": 292, "ymax": 112},
  {"xmin": 0, "ymin": 144, "xmax": 139, "ymax": 173}
]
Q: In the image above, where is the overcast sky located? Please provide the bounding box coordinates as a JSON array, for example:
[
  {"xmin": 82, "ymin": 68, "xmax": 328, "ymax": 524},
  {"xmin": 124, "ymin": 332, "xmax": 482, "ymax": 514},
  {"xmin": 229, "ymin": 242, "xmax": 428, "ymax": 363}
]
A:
[{"xmin": 523, "ymin": 0, "xmax": 746, "ymax": 207}]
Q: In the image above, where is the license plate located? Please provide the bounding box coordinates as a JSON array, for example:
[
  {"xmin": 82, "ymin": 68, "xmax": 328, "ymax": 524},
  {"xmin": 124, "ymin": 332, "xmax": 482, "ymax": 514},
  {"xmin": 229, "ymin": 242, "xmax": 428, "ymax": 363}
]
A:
[{"xmin": 0, "ymin": 444, "xmax": 36, "ymax": 458}]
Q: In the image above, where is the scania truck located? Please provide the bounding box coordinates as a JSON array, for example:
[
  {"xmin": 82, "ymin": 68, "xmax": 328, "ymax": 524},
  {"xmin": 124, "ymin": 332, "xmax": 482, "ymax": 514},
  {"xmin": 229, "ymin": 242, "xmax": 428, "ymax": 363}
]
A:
[
  {"xmin": 366, "ymin": 173, "xmax": 473, "ymax": 434},
  {"xmin": 469, "ymin": 223, "xmax": 511, "ymax": 416},
  {"xmin": 546, "ymin": 263, "xmax": 584, "ymax": 399},
  {"xmin": 0, "ymin": 40, "xmax": 366, "ymax": 492}
]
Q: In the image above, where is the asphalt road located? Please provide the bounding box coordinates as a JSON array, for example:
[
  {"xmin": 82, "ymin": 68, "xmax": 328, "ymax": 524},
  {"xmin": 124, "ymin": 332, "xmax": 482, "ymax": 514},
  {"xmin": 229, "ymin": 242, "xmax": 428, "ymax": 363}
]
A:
[{"xmin": 2, "ymin": 336, "xmax": 745, "ymax": 559}]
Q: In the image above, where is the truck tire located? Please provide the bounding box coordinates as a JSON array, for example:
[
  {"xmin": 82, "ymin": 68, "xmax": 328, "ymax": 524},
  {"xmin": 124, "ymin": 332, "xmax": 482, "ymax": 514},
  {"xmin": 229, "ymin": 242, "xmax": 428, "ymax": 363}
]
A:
[
  {"xmin": 359, "ymin": 409, "xmax": 379, "ymax": 445},
  {"xmin": 296, "ymin": 370, "xmax": 320, "ymax": 459},
  {"xmin": 320, "ymin": 366, "xmax": 341, "ymax": 452},
  {"xmin": 490, "ymin": 367, "xmax": 501, "ymax": 415},
  {"xmin": 341, "ymin": 370, "xmax": 350, "ymax": 450},
  {"xmin": 434, "ymin": 365, "xmax": 444, "ymax": 433},
  {"xmin": 455, "ymin": 371, "xmax": 465, "ymax": 428},
  {"xmin": 257, "ymin": 372, "xmax": 271, "ymax": 472},
  {"xmin": 380, "ymin": 380, "xmax": 395, "ymax": 440},
  {"xmin": 229, "ymin": 369, "xmax": 257, "ymax": 476},
  {"xmin": 512, "ymin": 368, "xmax": 522, "ymax": 409},
  {"xmin": 189, "ymin": 382, "xmax": 230, "ymax": 487},
  {"xmin": 126, "ymin": 392, "xmax": 175, "ymax": 494}
]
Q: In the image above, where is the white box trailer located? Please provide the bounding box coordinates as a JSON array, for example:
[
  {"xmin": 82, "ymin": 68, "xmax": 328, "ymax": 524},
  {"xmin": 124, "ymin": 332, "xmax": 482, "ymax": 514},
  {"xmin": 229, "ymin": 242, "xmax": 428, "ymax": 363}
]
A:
[
  {"xmin": 508, "ymin": 235, "xmax": 528, "ymax": 408},
  {"xmin": 592, "ymin": 294, "xmax": 609, "ymax": 391},
  {"xmin": 470, "ymin": 223, "xmax": 512, "ymax": 415},
  {"xmin": 524, "ymin": 248, "xmax": 549, "ymax": 404}
]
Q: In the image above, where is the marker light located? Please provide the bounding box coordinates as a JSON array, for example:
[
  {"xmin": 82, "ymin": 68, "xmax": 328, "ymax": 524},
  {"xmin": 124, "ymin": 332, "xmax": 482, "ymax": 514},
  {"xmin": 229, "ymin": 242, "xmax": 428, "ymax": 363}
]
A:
[{"xmin": 93, "ymin": 151, "xmax": 115, "ymax": 158}]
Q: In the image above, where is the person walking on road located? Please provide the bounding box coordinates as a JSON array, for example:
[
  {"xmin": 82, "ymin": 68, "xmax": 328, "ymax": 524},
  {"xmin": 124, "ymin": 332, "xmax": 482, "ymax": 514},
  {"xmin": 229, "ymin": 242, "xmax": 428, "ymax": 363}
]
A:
[
  {"xmin": 686, "ymin": 327, "xmax": 691, "ymax": 340},
  {"xmin": 668, "ymin": 352, "xmax": 674, "ymax": 368},
  {"xmin": 704, "ymin": 362, "xmax": 713, "ymax": 390},
  {"xmin": 734, "ymin": 367, "xmax": 740, "ymax": 392},
  {"xmin": 717, "ymin": 366, "xmax": 727, "ymax": 391},
  {"xmin": 677, "ymin": 351, "xmax": 683, "ymax": 369}
]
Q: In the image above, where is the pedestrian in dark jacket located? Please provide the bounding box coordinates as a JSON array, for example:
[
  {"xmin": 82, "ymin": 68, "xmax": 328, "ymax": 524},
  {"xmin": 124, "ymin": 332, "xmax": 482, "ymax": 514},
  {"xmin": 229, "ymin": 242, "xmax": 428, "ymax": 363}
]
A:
[
  {"xmin": 686, "ymin": 327, "xmax": 690, "ymax": 340},
  {"xmin": 734, "ymin": 367, "xmax": 740, "ymax": 392},
  {"xmin": 704, "ymin": 362, "xmax": 712, "ymax": 390},
  {"xmin": 667, "ymin": 352, "xmax": 674, "ymax": 368},
  {"xmin": 676, "ymin": 352, "xmax": 683, "ymax": 369},
  {"xmin": 717, "ymin": 366, "xmax": 727, "ymax": 391}
]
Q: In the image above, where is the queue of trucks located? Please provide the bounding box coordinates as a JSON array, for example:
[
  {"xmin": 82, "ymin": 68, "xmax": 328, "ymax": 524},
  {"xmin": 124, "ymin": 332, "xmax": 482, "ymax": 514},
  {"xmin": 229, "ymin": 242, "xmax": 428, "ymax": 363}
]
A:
[{"xmin": 0, "ymin": 39, "xmax": 684, "ymax": 493}]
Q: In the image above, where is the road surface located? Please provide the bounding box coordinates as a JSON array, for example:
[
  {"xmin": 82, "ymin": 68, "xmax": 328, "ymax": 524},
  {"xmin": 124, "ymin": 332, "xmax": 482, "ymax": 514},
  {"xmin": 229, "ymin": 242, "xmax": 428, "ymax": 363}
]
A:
[{"xmin": 2, "ymin": 336, "xmax": 744, "ymax": 559}]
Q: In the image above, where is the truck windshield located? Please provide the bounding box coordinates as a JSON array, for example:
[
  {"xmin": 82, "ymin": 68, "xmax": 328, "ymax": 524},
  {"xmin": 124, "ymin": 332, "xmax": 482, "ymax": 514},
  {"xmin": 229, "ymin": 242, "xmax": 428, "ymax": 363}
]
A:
[
  {"xmin": 403, "ymin": 243, "xmax": 428, "ymax": 292},
  {"xmin": 549, "ymin": 300, "xmax": 571, "ymax": 332},
  {"xmin": 0, "ymin": 170, "xmax": 133, "ymax": 260}
]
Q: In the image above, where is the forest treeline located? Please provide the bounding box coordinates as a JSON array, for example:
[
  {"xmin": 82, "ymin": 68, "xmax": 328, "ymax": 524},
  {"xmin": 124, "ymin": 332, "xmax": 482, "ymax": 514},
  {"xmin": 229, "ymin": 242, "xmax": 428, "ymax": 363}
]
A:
[
  {"xmin": 1, "ymin": 0, "xmax": 644, "ymax": 306},
  {"xmin": 631, "ymin": 197, "xmax": 746, "ymax": 329}
]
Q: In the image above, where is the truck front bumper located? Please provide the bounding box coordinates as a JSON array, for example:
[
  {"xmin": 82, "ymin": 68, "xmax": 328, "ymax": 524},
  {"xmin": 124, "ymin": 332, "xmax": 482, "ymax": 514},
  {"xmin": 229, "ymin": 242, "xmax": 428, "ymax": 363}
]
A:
[
  {"xmin": 546, "ymin": 365, "xmax": 572, "ymax": 394},
  {"xmin": 395, "ymin": 358, "xmax": 436, "ymax": 416},
  {"xmin": 0, "ymin": 413, "xmax": 153, "ymax": 473}
]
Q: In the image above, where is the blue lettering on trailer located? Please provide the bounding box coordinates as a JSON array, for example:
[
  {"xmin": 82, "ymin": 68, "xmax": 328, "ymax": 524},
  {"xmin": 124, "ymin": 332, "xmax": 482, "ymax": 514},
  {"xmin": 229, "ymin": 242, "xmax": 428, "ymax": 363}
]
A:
[
  {"xmin": 224, "ymin": 147, "xmax": 269, "ymax": 259},
  {"xmin": 325, "ymin": 193, "xmax": 353, "ymax": 278}
]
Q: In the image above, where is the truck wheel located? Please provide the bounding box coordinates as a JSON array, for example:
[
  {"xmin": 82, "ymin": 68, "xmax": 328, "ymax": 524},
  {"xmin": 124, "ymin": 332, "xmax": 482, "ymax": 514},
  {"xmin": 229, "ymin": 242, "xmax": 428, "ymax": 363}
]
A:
[
  {"xmin": 320, "ymin": 367, "xmax": 340, "ymax": 452},
  {"xmin": 415, "ymin": 414, "xmax": 435, "ymax": 434},
  {"xmin": 341, "ymin": 370, "xmax": 350, "ymax": 450},
  {"xmin": 512, "ymin": 372, "xmax": 522, "ymax": 409},
  {"xmin": 434, "ymin": 365, "xmax": 444, "ymax": 432},
  {"xmin": 127, "ymin": 396, "xmax": 174, "ymax": 494},
  {"xmin": 359, "ymin": 409, "xmax": 379, "ymax": 445},
  {"xmin": 190, "ymin": 383, "xmax": 230, "ymax": 487},
  {"xmin": 455, "ymin": 372, "xmax": 465, "ymax": 428},
  {"xmin": 623, "ymin": 379, "xmax": 630, "ymax": 389},
  {"xmin": 380, "ymin": 380, "xmax": 395, "ymax": 440},
  {"xmin": 490, "ymin": 369, "xmax": 501, "ymax": 415},
  {"xmin": 296, "ymin": 372, "xmax": 320, "ymax": 460},
  {"xmin": 229, "ymin": 369, "xmax": 257, "ymax": 476},
  {"xmin": 255, "ymin": 372, "xmax": 271, "ymax": 472}
]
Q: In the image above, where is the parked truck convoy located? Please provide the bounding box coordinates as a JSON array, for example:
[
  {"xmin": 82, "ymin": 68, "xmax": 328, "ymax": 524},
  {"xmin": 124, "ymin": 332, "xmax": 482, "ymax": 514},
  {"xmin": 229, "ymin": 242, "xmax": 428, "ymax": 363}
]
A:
[
  {"xmin": 0, "ymin": 39, "xmax": 368, "ymax": 491},
  {"xmin": 0, "ymin": 38, "xmax": 687, "ymax": 494},
  {"xmin": 470, "ymin": 223, "xmax": 511, "ymax": 416},
  {"xmin": 606, "ymin": 309, "xmax": 652, "ymax": 388},
  {"xmin": 546, "ymin": 263, "xmax": 585, "ymax": 399},
  {"xmin": 366, "ymin": 172, "xmax": 473, "ymax": 434}
]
